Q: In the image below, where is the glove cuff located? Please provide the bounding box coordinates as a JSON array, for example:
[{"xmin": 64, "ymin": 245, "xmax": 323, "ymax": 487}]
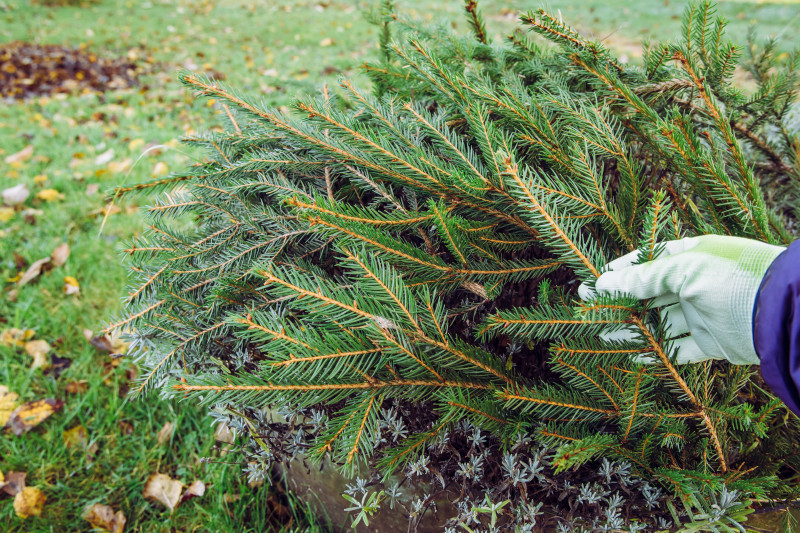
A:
[{"xmin": 729, "ymin": 243, "xmax": 785, "ymax": 364}]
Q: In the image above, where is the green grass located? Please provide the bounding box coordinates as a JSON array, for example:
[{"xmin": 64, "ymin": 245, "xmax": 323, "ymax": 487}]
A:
[{"xmin": 1, "ymin": 0, "xmax": 798, "ymax": 530}]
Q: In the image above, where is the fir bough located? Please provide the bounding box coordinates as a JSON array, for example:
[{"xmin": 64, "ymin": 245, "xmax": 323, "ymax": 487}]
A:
[{"xmin": 109, "ymin": 1, "xmax": 800, "ymax": 529}]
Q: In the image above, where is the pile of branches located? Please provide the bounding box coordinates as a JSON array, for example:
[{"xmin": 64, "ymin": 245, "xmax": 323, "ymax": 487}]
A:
[{"xmin": 109, "ymin": 1, "xmax": 800, "ymax": 530}]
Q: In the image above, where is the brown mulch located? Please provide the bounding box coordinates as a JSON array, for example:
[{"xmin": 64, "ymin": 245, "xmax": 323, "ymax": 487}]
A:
[{"xmin": 0, "ymin": 41, "xmax": 146, "ymax": 99}]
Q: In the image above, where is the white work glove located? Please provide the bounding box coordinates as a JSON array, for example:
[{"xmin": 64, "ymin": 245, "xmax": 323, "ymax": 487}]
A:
[{"xmin": 578, "ymin": 235, "xmax": 785, "ymax": 365}]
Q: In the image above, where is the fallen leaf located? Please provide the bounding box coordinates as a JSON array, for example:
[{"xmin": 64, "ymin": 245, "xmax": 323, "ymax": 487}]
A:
[
  {"xmin": 17, "ymin": 257, "xmax": 51, "ymax": 286},
  {"xmin": 84, "ymin": 503, "xmax": 126, "ymax": 533},
  {"xmin": 90, "ymin": 335, "xmax": 114, "ymax": 352},
  {"xmin": 24, "ymin": 340, "xmax": 51, "ymax": 370},
  {"xmin": 14, "ymin": 486, "xmax": 45, "ymax": 519},
  {"xmin": 128, "ymin": 138, "xmax": 145, "ymax": 151},
  {"xmin": 143, "ymin": 473, "xmax": 182, "ymax": 512},
  {"xmin": 35, "ymin": 188, "xmax": 64, "ymax": 202},
  {"xmin": 2, "ymin": 183, "xmax": 29, "ymax": 206},
  {"xmin": 319, "ymin": 37, "xmax": 334, "ymax": 47},
  {"xmin": 108, "ymin": 158, "xmax": 132, "ymax": 173},
  {"xmin": 86, "ymin": 441, "xmax": 99, "ymax": 460},
  {"xmin": 63, "ymin": 425, "xmax": 88, "ymax": 449},
  {"xmin": 0, "ymin": 386, "xmax": 20, "ymax": 427},
  {"xmin": 151, "ymin": 161, "xmax": 168, "ymax": 176},
  {"xmin": 63, "ymin": 276, "xmax": 80, "ymax": 295},
  {"xmin": 45, "ymin": 354, "xmax": 71, "ymax": 378},
  {"xmin": 7, "ymin": 398, "xmax": 64, "ymax": 435},
  {"xmin": 33, "ymin": 174, "xmax": 47, "ymax": 185},
  {"xmin": 85, "ymin": 183, "xmax": 99, "ymax": 196},
  {"xmin": 65, "ymin": 380, "xmax": 89, "ymax": 394},
  {"xmin": 4, "ymin": 145, "xmax": 33, "ymax": 165},
  {"xmin": 156, "ymin": 421, "xmax": 175, "ymax": 445},
  {"xmin": 50, "ymin": 243, "xmax": 70, "ymax": 267},
  {"xmin": 1, "ymin": 471, "xmax": 26, "ymax": 496},
  {"xmin": 88, "ymin": 204, "xmax": 121, "ymax": 218},
  {"xmin": 0, "ymin": 207, "xmax": 13, "ymax": 222},
  {"xmin": 94, "ymin": 148, "xmax": 115, "ymax": 166},
  {"xmin": 181, "ymin": 480, "xmax": 205, "ymax": 502},
  {"xmin": 82, "ymin": 329, "xmax": 93, "ymax": 340},
  {"xmin": 214, "ymin": 423, "xmax": 234, "ymax": 444},
  {"xmin": 118, "ymin": 420, "xmax": 133, "ymax": 435},
  {"xmin": 0, "ymin": 329, "xmax": 35, "ymax": 348}
]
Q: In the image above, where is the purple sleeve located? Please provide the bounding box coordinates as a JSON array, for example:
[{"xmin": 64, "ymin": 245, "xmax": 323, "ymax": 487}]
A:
[{"xmin": 753, "ymin": 240, "xmax": 800, "ymax": 416}]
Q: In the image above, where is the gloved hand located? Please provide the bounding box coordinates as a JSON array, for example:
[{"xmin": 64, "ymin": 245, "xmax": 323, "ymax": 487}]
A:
[{"xmin": 578, "ymin": 235, "xmax": 786, "ymax": 365}]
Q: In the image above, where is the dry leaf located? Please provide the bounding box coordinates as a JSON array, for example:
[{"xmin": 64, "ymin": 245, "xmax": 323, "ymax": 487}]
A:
[
  {"xmin": 45, "ymin": 354, "xmax": 71, "ymax": 378},
  {"xmin": 88, "ymin": 204, "xmax": 121, "ymax": 218},
  {"xmin": 63, "ymin": 425, "xmax": 88, "ymax": 449},
  {"xmin": 0, "ymin": 386, "xmax": 20, "ymax": 427},
  {"xmin": 24, "ymin": 340, "xmax": 51, "ymax": 370},
  {"xmin": 128, "ymin": 138, "xmax": 145, "ymax": 151},
  {"xmin": 181, "ymin": 480, "xmax": 205, "ymax": 502},
  {"xmin": 319, "ymin": 37, "xmax": 334, "ymax": 46},
  {"xmin": 1, "ymin": 471, "xmax": 26, "ymax": 497},
  {"xmin": 13, "ymin": 486, "xmax": 45, "ymax": 519},
  {"xmin": 156, "ymin": 421, "xmax": 174, "ymax": 445},
  {"xmin": 63, "ymin": 276, "xmax": 80, "ymax": 295},
  {"xmin": 143, "ymin": 473, "xmax": 182, "ymax": 512},
  {"xmin": 0, "ymin": 207, "xmax": 13, "ymax": 222},
  {"xmin": 90, "ymin": 335, "xmax": 114, "ymax": 352},
  {"xmin": 84, "ymin": 503, "xmax": 126, "ymax": 533},
  {"xmin": 108, "ymin": 159, "xmax": 132, "ymax": 173},
  {"xmin": 17, "ymin": 257, "xmax": 51, "ymax": 286},
  {"xmin": 7, "ymin": 398, "xmax": 64, "ymax": 435},
  {"xmin": 94, "ymin": 148, "xmax": 115, "ymax": 166},
  {"xmin": 2, "ymin": 183, "xmax": 29, "ymax": 206},
  {"xmin": 4, "ymin": 145, "xmax": 33, "ymax": 165},
  {"xmin": 50, "ymin": 243, "xmax": 70, "ymax": 267},
  {"xmin": 35, "ymin": 188, "xmax": 64, "ymax": 202},
  {"xmin": 85, "ymin": 183, "xmax": 99, "ymax": 196},
  {"xmin": 151, "ymin": 161, "xmax": 168, "ymax": 176},
  {"xmin": 0, "ymin": 328, "xmax": 35, "ymax": 348},
  {"xmin": 82, "ymin": 329, "xmax": 93, "ymax": 340},
  {"xmin": 214, "ymin": 423, "xmax": 234, "ymax": 444},
  {"xmin": 33, "ymin": 174, "xmax": 47, "ymax": 185},
  {"xmin": 65, "ymin": 380, "xmax": 89, "ymax": 394}
]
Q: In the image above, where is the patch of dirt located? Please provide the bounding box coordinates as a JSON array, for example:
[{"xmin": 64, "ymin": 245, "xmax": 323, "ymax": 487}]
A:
[{"xmin": 0, "ymin": 41, "xmax": 147, "ymax": 99}]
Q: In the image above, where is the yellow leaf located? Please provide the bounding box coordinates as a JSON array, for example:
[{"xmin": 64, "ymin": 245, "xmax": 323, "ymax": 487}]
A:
[
  {"xmin": 152, "ymin": 162, "xmax": 168, "ymax": 177},
  {"xmin": 24, "ymin": 340, "xmax": 51, "ymax": 370},
  {"xmin": 8, "ymin": 398, "xmax": 64, "ymax": 435},
  {"xmin": 319, "ymin": 37, "xmax": 334, "ymax": 47},
  {"xmin": 128, "ymin": 138, "xmax": 145, "ymax": 151},
  {"xmin": 0, "ymin": 386, "xmax": 20, "ymax": 427},
  {"xmin": 0, "ymin": 328, "xmax": 35, "ymax": 348},
  {"xmin": 63, "ymin": 425, "xmax": 88, "ymax": 449},
  {"xmin": 33, "ymin": 174, "xmax": 47, "ymax": 185},
  {"xmin": 206, "ymin": 98, "xmax": 216, "ymax": 107},
  {"xmin": 35, "ymin": 189, "xmax": 64, "ymax": 202},
  {"xmin": 14, "ymin": 487, "xmax": 46, "ymax": 519},
  {"xmin": 63, "ymin": 276, "xmax": 80, "ymax": 296},
  {"xmin": 0, "ymin": 207, "xmax": 13, "ymax": 222}
]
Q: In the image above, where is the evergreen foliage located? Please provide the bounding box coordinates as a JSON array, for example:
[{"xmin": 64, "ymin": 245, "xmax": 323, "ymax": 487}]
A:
[{"xmin": 109, "ymin": 1, "xmax": 800, "ymax": 529}]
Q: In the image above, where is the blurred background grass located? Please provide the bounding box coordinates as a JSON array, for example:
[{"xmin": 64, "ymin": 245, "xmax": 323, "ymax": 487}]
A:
[{"xmin": 0, "ymin": 0, "xmax": 798, "ymax": 530}]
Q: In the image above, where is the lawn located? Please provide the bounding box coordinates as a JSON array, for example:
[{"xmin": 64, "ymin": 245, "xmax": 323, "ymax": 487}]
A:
[{"xmin": 1, "ymin": 0, "xmax": 798, "ymax": 531}]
